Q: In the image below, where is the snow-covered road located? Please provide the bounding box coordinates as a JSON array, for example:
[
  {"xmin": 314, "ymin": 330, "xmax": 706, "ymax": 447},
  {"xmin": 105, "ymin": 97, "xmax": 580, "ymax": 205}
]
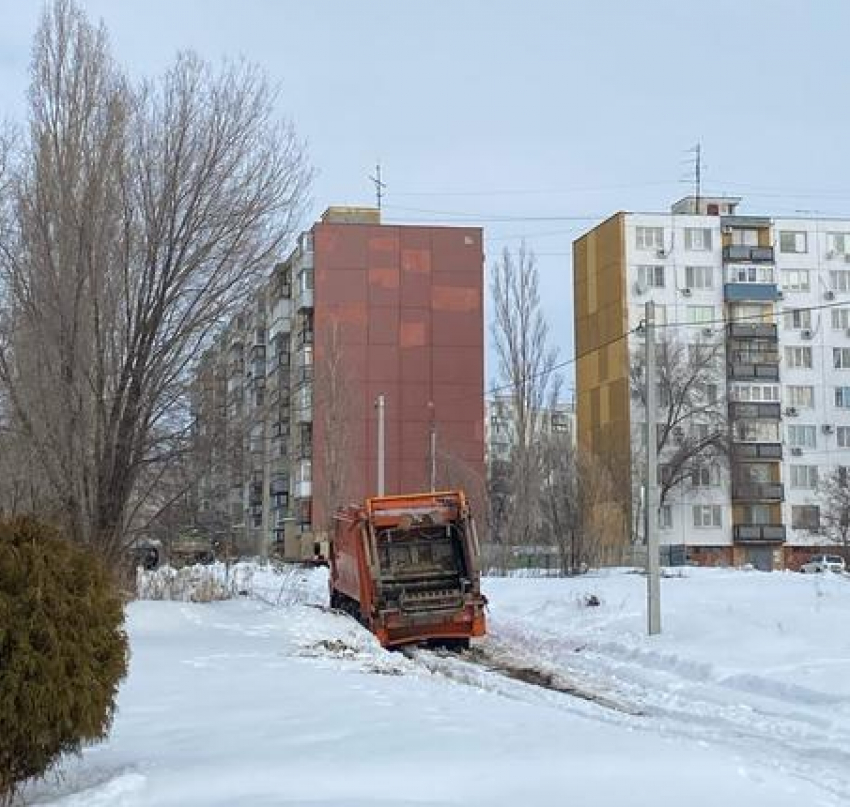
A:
[{"xmin": 23, "ymin": 567, "xmax": 850, "ymax": 806}]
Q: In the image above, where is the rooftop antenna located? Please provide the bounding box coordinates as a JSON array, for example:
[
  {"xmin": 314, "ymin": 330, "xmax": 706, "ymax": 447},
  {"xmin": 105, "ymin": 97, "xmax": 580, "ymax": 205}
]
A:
[
  {"xmin": 683, "ymin": 143, "xmax": 702, "ymax": 213},
  {"xmin": 369, "ymin": 163, "xmax": 386, "ymax": 211}
]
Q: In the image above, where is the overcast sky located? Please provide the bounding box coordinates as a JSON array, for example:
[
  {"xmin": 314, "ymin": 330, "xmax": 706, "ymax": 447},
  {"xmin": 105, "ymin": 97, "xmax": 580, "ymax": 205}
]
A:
[{"xmin": 2, "ymin": 1, "xmax": 850, "ymax": 393}]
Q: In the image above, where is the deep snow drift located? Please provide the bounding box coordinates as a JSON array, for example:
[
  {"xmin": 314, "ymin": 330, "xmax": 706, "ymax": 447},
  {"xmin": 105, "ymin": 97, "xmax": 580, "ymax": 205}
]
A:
[{"xmin": 22, "ymin": 566, "xmax": 850, "ymax": 806}]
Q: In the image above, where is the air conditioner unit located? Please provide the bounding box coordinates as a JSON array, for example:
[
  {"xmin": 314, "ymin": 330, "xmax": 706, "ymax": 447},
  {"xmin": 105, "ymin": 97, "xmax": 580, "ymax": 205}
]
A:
[
  {"xmin": 801, "ymin": 328, "xmax": 813, "ymax": 340},
  {"xmin": 784, "ymin": 406, "xmax": 799, "ymax": 417},
  {"xmin": 791, "ymin": 447, "xmax": 804, "ymax": 456},
  {"xmin": 633, "ymin": 280, "xmax": 647, "ymax": 295},
  {"xmin": 656, "ymin": 248, "xmax": 668, "ymax": 259},
  {"xmin": 825, "ymin": 290, "xmax": 836, "ymax": 301},
  {"xmin": 822, "ymin": 424, "xmax": 835, "ymax": 435},
  {"xmin": 845, "ymin": 327, "xmax": 850, "ymax": 338},
  {"xmin": 826, "ymin": 250, "xmax": 836, "ymax": 259},
  {"xmin": 776, "ymin": 290, "xmax": 785, "ymax": 300},
  {"xmin": 681, "ymin": 287, "xmax": 693, "ymax": 297},
  {"xmin": 702, "ymin": 327, "xmax": 714, "ymax": 338},
  {"xmin": 844, "ymin": 253, "xmax": 850, "ymax": 264}
]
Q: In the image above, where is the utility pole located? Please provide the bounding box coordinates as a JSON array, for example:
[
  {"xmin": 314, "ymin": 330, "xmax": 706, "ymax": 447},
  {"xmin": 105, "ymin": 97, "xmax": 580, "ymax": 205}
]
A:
[
  {"xmin": 645, "ymin": 300, "xmax": 661, "ymax": 635},
  {"xmin": 376, "ymin": 393, "xmax": 386, "ymax": 495},
  {"xmin": 369, "ymin": 163, "xmax": 386, "ymax": 212},
  {"xmin": 428, "ymin": 401, "xmax": 437, "ymax": 492},
  {"xmin": 694, "ymin": 142, "xmax": 702, "ymax": 213}
]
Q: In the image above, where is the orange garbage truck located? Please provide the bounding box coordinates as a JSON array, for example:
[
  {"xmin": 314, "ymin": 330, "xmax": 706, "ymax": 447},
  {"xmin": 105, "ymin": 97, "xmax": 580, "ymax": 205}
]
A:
[{"xmin": 330, "ymin": 490, "xmax": 487, "ymax": 649}]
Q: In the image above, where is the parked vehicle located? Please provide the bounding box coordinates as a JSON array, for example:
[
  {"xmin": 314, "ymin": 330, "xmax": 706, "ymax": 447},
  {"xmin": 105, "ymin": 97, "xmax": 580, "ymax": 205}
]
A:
[
  {"xmin": 799, "ymin": 554, "xmax": 847, "ymax": 574},
  {"xmin": 330, "ymin": 490, "xmax": 487, "ymax": 648}
]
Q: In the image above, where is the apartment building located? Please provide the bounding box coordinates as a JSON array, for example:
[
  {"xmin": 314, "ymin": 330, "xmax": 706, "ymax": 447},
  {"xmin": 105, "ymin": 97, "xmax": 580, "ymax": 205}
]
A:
[
  {"xmin": 485, "ymin": 395, "xmax": 576, "ymax": 465},
  {"xmin": 574, "ymin": 196, "xmax": 850, "ymax": 570},
  {"xmin": 193, "ymin": 207, "xmax": 484, "ymax": 561}
]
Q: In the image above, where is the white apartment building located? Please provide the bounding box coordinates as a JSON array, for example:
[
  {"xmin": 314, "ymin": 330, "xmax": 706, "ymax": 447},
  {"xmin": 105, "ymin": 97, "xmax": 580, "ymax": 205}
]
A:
[{"xmin": 574, "ymin": 196, "xmax": 850, "ymax": 570}]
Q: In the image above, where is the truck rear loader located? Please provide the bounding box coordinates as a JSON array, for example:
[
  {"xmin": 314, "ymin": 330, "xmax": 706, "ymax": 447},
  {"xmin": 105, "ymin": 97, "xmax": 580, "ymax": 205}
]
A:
[{"xmin": 330, "ymin": 490, "xmax": 487, "ymax": 648}]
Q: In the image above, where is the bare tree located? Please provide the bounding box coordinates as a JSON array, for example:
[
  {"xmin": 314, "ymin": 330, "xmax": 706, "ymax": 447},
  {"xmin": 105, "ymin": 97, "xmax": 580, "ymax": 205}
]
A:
[
  {"xmin": 0, "ymin": 1, "xmax": 311, "ymax": 565},
  {"xmin": 819, "ymin": 467, "xmax": 850, "ymax": 562},
  {"xmin": 490, "ymin": 245, "xmax": 558, "ymax": 552},
  {"xmin": 314, "ymin": 319, "xmax": 352, "ymax": 537},
  {"xmin": 629, "ymin": 332, "xmax": 728, "ymax": 539}
]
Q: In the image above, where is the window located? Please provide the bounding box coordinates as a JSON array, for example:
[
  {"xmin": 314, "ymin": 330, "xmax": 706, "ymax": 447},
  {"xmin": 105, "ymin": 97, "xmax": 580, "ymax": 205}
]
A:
[
  {"xmin": 836, "ymin": 387, "xmax": 850, "ymax": 408},
  {"xmin": 684, "ymin": 228, "xmax": 713, "ymax": 251},
  {"xmin": 693, "ymin": 505, "xmax": 722, "ymax": 528},
  {"xmin": 731, "ymin": 384, "xmax": 780, "ymax": 402},
  {"xmin": 832, "ymin": 309, "xmax": 850, "ymax": 330},
  {"xmin": 729, "ymin": 265, "xmax": 774, "ymax": 283},
  {"xmin": 779, "ymin": 231, "xmax": 808, "ymax": 254},
  {"xmin": 637, "ymin": 265, "xmax": 665, "ymax": 288},
  {"xmin": 701, "ymin": 383, "xmax": 719, "ymax": 404},
  {"xmin": 298, "ymin": 268, "xmax": 314, "ymax": 293},
  {"xmin": 741, "ymin": 504, "xmax": 772, "ymax": 524},
  {"xmin": 834, "ymin": 348, "xmax": 850, "ymax": 369},
  {"xmin": 790, "ymin": 465, "xmax": 818, "ymax": 489},
  {"xmin": 658, "ymin": 506, "xmax": 673, "ymax": 530},
  {"xmin": 781, "ymin": 269, "xmax": 810, "ymax": 292},
  {"xmin": 684, "ymin": 265, "xmax": 713, "ymax": 289},
  {"xmin": 687, "ymin": 305, "xmax": 714, "ymax": 324},
  {"xmin": 827, "ymin": 232, "xmax": 849, "ymax": 255},
  {"xmin": 786, "ymin": 385, "xmax": 814, "ymax": 408},
  {"xmin": 730, "ymin": 229, "xmax": 758, "ymax": 247},
  {"xmin": 691, "ymin": 464, "xmax": 720, "ymax": 487},
  {"xmin": 785, "ymin": 346, "xmax": 813, "ymax": 368},
  {"xmin": 792, "ymin": 505, "xmax": 820, "ymax": 531},
  {"xmin": 830, "ymin": 270, "xmax": 850, "ymax": 292},
  {"xmin": 784, "ymin": 309, "xmax": 812, "ymax": 330},
  {"xmin": 735, "ymin": 420, "xmax": 780, "ymax": 442},
  {"xmin": 787, "ymin": 424, "xmax": 816, "ymax": 448},
  {"xmin": 636, "ymin": 226, "xmax": 664, "ymax": 251},
  {"xmin": 839, "ymin": 426, "xmax": 850, "ymax": 448}
]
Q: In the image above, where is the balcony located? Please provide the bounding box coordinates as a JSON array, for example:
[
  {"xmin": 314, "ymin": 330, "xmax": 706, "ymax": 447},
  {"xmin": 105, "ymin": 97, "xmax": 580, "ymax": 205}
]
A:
[
  {"xmin": 723, "ymin": 245, "xmax": 774, "ymax": 263},
  {"xmin": 270, "ymin": 476, "xmax": 289, "ymax": 495},
  {"xmin": 296, "ymin": 288, "xmax": 314, "ymax": 311},
  {"xmin": 727, "ymin": 322, "xmax": 777, "ymax": 341},
  {"xmin": 727, "ymin": 361, "xmax": 780, "ymax": 381},
  {"xmin": 729, "ymin": 401, "xmax": 782, "ymax": 421},
  {"xmin": 732, "ymin": 524, "xmax": 786, "ymax": 544},
  {"xmin": 732, "ymin": 442, "xmax": 783, "ymax": 461},
  {"xmin": 731, "ymin": 482, "xmax": 784, "ymax": 502},
  {"xmin": 724, "ymin": 282, "xmax": 780, "ymax": 302},
  {"xmin": 295, "ymin": 480, "xmax": 312, "ymax": 499}
]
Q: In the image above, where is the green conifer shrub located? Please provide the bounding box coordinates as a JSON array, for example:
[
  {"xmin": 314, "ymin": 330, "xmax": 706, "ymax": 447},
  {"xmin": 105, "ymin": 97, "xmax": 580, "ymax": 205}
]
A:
[{"xmin": 0, "ymin": 518, "xmax": 129, "ymax": 804}]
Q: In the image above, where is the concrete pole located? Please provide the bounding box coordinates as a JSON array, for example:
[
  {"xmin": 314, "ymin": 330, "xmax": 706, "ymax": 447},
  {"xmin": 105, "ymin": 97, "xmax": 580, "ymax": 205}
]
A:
[
  {"xmin": 645, "ymin": 300, "xmax": 662, "ymax": 635},
  {"xmin": 428, "ymin": 401, "xmax": 436, "ymax": 492},
  {"xmin": 376, "ymin": 394, "xmax": 386, "ymax": 496}
]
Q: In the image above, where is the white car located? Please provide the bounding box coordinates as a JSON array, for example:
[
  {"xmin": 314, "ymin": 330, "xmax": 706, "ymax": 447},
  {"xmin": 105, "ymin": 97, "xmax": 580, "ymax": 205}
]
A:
[{"xmin": 799, "ymin": 554, "xmax": 847, "ymax": 574}]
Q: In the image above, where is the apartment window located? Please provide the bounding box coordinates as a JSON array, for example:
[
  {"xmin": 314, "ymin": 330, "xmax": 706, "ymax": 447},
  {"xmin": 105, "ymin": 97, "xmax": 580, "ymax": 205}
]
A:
[
  {"xmin": 827, "ymin": 232, "xmax": 849, "ymax": 255},
  {"xmin": 658, "ymin": 505, "xmax": 673, "ymax": 530},
  {"xmin": 787, "ymin": 424, "xmax": 816, "ymax": 448},
  {"xmin": 736, "ymin": 420, "xmax": 779, "ymax": 442},
  {"xmin": 792, "ymin": 505, "xmax": 820, "ymax": 531},
  {"xmin": 790, "ymin": 465, "xmax": 818, "ymax": 489},
  {"xmin": 731, "ymin": 229, "xmax": 758, "ymax": 247},
  {"xmin": 693, "ymin": 423, "xmax": 709, "ymax": 440},
  {"xmin": 741, "ymin": 504, "xmax": 772, "ymax": 524},
  {"xmin": 831, "ymin": 309, "xmax": 850, "ymax": 330},
  {"xmin": 786, "ymin": 385, "xmax": 814, "ymax": 408},
  {"xmin": 701, "ymin": 383, "xmax": 719, "ymax": 403},
  {"xmin": 687, "ymin": 305, "xmax": 714, "ymax": 324},
  {"xmin": 729, "ymin": 265, "xmax": 774, "ymax": 284},
  {"xmin": 830, "ymin": 270, "xmax": 850, "ymax": 292},
  {"xmin": 781, "ymin": 269, "xmax": 810, "ymax": 292},
  {"xmin": 637, "ymin": 265, "xmax": 665, "ymax": 288},
  {"xmin": 298, "ymin": 268, "xmax": 314, "ymax": 293},
  {"xmin": 693, "ymin": 505, "xmax": 722, "ymax": 528},
  {"xmin": 636, "ymin": 226, "xmax": 664, "ymax": 251},
  {"xmin": 784, "ymin": 309, "xmax": 812, "ymax": 330},
  {"xmin": 779, "ymin": 231, "xmax": 808, "ymax": 254},
  {"xmin": 691, "ymin": 464, "xmax": 720, "ymax": 487},
  {"xmin": 684, "ymin": 228, "xmax": 713, "ymax": 251},
  {"xmin": 785, "ymin": 346, "xmax": 812, "ymax": 368},
  {"xmin": 684, "ymin": 265, "xmax": 713, "ymax": 289},
  {"xmin": 834, "ymin": 348, "xmax": 850, "ymax": 369},
  {"xmin": 836, "ymin": 387, "xmax": 850, "ymax": 408},
  {"xmin": 839, "ymin": 426, "xmax": 850, "ymax": 448},
  {"xmin": 731, "ymin": 384, "xmax": 780, "ymax": 403}
]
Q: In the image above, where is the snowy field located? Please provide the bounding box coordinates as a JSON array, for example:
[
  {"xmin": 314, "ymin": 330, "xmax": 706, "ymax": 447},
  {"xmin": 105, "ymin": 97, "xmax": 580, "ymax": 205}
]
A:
[{"xmin": 22, "ymin": 566, "xmax": 850, "ymax": 806}]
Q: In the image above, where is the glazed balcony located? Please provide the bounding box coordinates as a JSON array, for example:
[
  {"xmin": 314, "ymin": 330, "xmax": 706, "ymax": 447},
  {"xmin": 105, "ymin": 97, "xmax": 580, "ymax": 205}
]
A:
[
  {"xmin": 727, "ymin": 322, "xmax": 777, "ymax": 341},
  {"xmin": 731, "ymin": 442, "xmax": 783, "ymax": 461},
  {"xmin": 723, "ymin": 245, "xmax": 774, "ymax": 263},
  {"xmin": 731, "ymin": 482, "xmax": 784, "ymax": 503}
]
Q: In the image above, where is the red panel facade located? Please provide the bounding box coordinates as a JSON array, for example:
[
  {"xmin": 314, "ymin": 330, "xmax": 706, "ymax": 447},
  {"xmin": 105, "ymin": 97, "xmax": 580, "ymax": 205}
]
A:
[{"xmin": 312, "ymin": 222, "xmax": 484, "ymax": 531}]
